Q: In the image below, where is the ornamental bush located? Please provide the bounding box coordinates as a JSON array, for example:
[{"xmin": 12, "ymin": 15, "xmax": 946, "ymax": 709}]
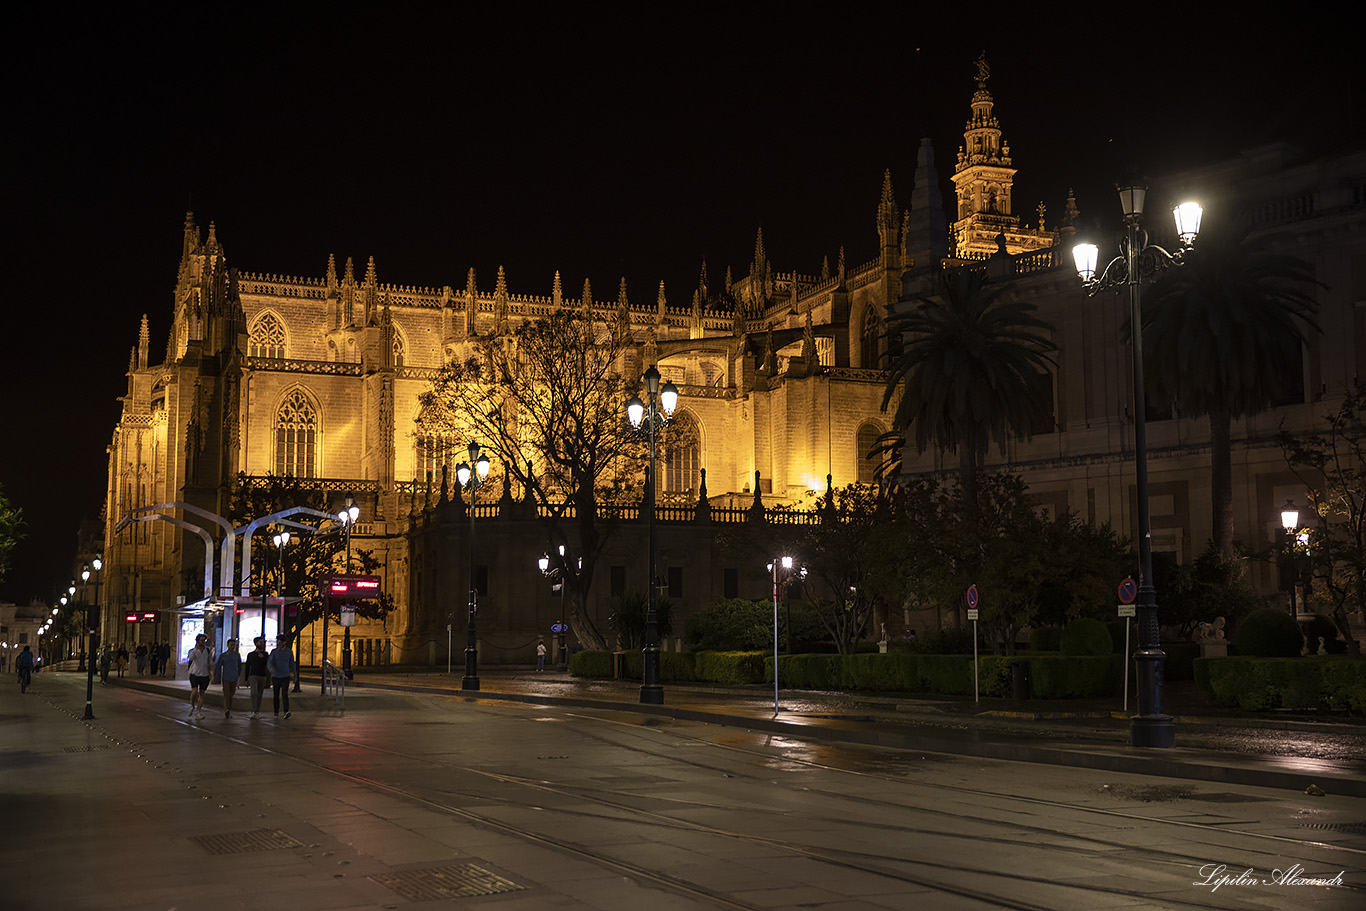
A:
[
  {"xmin": 1235, "ymin": 607, "xmax": 1304, "ymax": 658},
  {"xmin": 1060, "ymin": 618, "xmax": 1112, "ymax": 656}
]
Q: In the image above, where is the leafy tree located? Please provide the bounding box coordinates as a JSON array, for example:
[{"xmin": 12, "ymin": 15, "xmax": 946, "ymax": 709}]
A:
[
  {"xmin": 0, "ymin": 484, "xmax": 26, "ymax": 585},
  {"xmin": 1278, "ymin": 388, "xmax": 1366, "ymax": 654},
  {"xmin": 417, "ymin": 309, "xmax": 688, "ymax": 652},
  {"xmin": 1144, "ymin": 217, "xmax": 1322, "ymax": 556},
  {"xmin": 684, "ymin": 598, "xmax": 771, "ymax": 651},
  {"xmin": 754, "ymin": 484, "xmax": 906, "ymax": 655},
  {"xmin": 899, "ymin": 473, "xmax": 1132, "ymax": 655},
  {"xmin": 228, "ymin": 475, "xmax": 396, "ymax": 635},
  {"xmin": 882, "ymin": 268, "xmax": 1056, "ymax": 515},
  {"xmin": 606, "ymin": 591, "xmax": 673, "ymax": 650},
  {"xmin": 1153, "ymin": 540, "xmax": 1264, "ymax": 640}
]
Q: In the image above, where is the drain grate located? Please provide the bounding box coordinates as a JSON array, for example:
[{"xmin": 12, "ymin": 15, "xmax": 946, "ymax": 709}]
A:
[
  {"xmin": 190, "ymin": 828, "xmax": 304, "ymax": 854},
  {"xmin": 369, "ymin": 863, "xmax": 525, "ymax": 901},
  {"xmin": 62, "ymin": 745, "xmax": 111, "ymax": 753},
  {"xmin": 1299, "ymin": 822, "xmax": 1366, "ymax": 836}
]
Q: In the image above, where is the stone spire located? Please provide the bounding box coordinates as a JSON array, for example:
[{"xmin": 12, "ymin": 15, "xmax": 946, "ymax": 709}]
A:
[
  {"xmin": 552, "ymin": 270, "xmax": 563, "ymax": 308},
  {"xmin": 362, "ymin": 256, "xmax": 379, "ymax": 326},
  {"xmin": 325, "ymin": 253, "xmax": 337, "ymax": 291},
  {"xmin": 138, "ymin": 314, "xmax": 150, "ymax": 369},
  {"xmin": 905, "ymin": 137, "xmax": 949, "ymax": 272},
  {"xmin": 615, "ymin": 277, "xmax": 631, "ymax": 344},
  {"xmin": 877, "ymin": 169, "xmax": 898, "ymax": 254},
  {"xmin": 580, "ymin": 278, "xmax": 593, "ymax": 324},
  {"xmin": 494, "ymin": 265, "xmax": 510, "ymax": 335},
  {"xmin": 465, "ymin": 268, "xmax": 478, "ymax": 337}
]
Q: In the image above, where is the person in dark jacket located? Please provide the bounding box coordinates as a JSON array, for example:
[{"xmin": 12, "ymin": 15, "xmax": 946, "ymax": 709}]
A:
[{"xmin": 245, "ymin": 638, "xmax": 270, "ymax": 718}]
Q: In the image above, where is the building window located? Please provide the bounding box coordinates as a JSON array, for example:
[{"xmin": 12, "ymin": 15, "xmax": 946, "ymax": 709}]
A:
[
  {"xmin": 249, "ymin": 312, "xmax": 287, "ymax": 359},
  {"xmin": 861, "ymin": 315, "xmax": 880, "ymax": 368},
  {"xmin": 474, "ymin": 564, "xmax": 488, "ymax": 597},
  {"xmin": 667, "ymin": 566, "xmax": 683, "ymax": 598},
  {"xmin": 392, "ymin": 328, "xmax": 406, "ymax": 368},
  {"xmin": 664, "ymin": 413, "xmax": 699, "ymax": 493},
  {"xmin": 415, "ymin": 435, "xmax": 456, "ymax": 485},
  {"xmin": 856, "ymin": 423, "xmax": 881, "ymax": 485},
  {"xmin": 610, "ymin": 565, "xmax": 626, "ymax": 597},
  {"xmin": 275, "ymin": 390, "xmax": 318, "ymax": 478},
  {"xmin": 723, "ymin": 567, "xmax": 738, "ymax": 598}
]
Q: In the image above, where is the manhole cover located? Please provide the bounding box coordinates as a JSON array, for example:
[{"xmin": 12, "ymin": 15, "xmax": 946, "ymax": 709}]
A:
[
  {"xmin": 1299, "ymin": 822, "xmax": 1366, "ymax": 836},
  {"xmin": 369, "ymin": 863, "xmax": 524, "ymax": 901},
  {"xmin": 62, "ymin": 745, "xmax": 111, "ymax": 753},
  {"xmin": 189, "ymin": 828, "xmax": 304, "ymax": 854}
]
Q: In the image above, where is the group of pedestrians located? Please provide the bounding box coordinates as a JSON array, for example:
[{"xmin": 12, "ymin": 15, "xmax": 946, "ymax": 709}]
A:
[{"xmin": 185, "ymin": 634, "xmax": 294, "ymax": 721}]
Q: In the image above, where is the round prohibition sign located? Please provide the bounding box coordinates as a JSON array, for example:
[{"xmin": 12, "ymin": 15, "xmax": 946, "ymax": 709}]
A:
[
  {"xmin": 1118, "ymin": 577, "xmax": 1137, "ymax": 605},
  {"xmin": 966, "ymin": 584, "xmax": 979, "ymax": 609}
]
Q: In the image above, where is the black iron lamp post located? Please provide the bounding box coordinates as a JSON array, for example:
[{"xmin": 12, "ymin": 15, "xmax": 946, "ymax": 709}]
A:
[
  {"xmin": 766, "ymin": 556, "xmax": 805, "ymax": 715},
  {"xmin": 626, "ymin": 365, "xmax": 678, "ymax": 705},
  {"xmin": 337, "ymin": 499, "xmax": 359, "ymax": 679},
  {"xmin": 1073, "ymin": 185, "xmax": 1203, "ymax": 749},
  {"xmin": 539, "ymin": 545, "xmax": 579, "ymax": 670},
  {"xmin": 1280, "ymin": 500, "xmax": 1300, "ymax": 618},
  {"xmin": 70, "ymin": 586, "xmax": 81, "ymax": 669},
  {"xmin": 456, "ymin": 441, "xmax": 491, "ymax": 691},
  {"xmin": 275, "ymin": 530, "xmax": 301, "ymax": 692},
  {"xmin": 82, "ymin": 556, "xmax": 102, "ymax": 720}
]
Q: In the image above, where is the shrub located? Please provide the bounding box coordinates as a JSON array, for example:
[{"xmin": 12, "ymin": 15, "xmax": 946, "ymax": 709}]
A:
[
  {"xmin": 1060, "ymin": 618, "xmax": 1112, "ymax": 656},
  {"xmin": 1235, "ymin": 607, "xmax": 1304, "ymax": 657},
  {"xmin": 1304, "ymin": 613, "xmax": 1342, "ymax": 655},
  {"xmin": 692, "ymin": 650, "xmax": 766, "ymax": 685},
  {"xmin": 1030, "ymin": 626, "xmax": 1062, "ymax": 651},
  {"xmin": 1195, "ymin": 655, "xmax": 1366, "ymax": 712},
  {"xmin": 684, "ymin": 599, "xmax": 771, "ymax": 651},
  {"xmin": 909, "ymin": 626, "xmax": 977, "ymax": 655}
]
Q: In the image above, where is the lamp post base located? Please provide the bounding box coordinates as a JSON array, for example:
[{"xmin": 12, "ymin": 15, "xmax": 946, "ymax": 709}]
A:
[
  {"xmin": 1130, "ymin": 714, "xmax": 1176, "ymax": 748},
  {"xmin": 639, "ymin": 684, "xmax": 663, "ymax": 705},
  {"xmin": 462, "ymin": 645, "xmax": 479, "ymax": 691}
]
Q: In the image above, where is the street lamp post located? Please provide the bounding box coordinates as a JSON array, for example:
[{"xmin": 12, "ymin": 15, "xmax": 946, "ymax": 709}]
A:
[
  {"xmin": 1280, "ymin": 501, "xmax": 1299, "ymax": 618},
  {"xmin": 626, "ymin": 365, "xmax": 678, "ymax": 705},
  {"xmin": 275, "ymin": 531, "xmax": 301, "ymax": 692},
  {"xmin": 456, "ymin": 441, "xmax": 491, "ymax": 691},
  {"xmin": 82, "ymin": 557, "xmax": 102, "ymax": 720},
  {"xmin": 1074, "ymin": 184, "xmax": 1202, "ymax": 749},
  {"xmin": 70, "ymin": 586, "xmax": 80, "ymax": 669},
  {"xmin": 539, "ymin": 545, "xmax": 578, "ymax": 670},
  {"xmin": 338, "ymin": 499, "xmax": 359, "ymax": 680}
]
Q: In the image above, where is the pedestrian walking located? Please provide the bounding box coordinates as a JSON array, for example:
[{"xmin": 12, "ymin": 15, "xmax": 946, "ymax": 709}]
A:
[
  {"xmin": 268, "ymin": 636, "xmax": 294, "ymax": 718},
  {"xmin": 148, "ymin": 641, "xmax": 160, "ymax": 677},
  {"xmin": 99, "ymin": 647, "xmax": 112, "ymax": 684},
  {"xmin": 214, "ymin": 639, "xmax": 242, "ymax": 718},
  {"xmin": 186, "ymin": 634, "xmax": 213, "ymax": 719},
  {"xmin": 245, "ymin": 638, "xmax": 269, "ymax": 718},
  {"xmin": 158, "ymin": 641, "xmax": 172, "ymax": 677},
  {"xmin": 116, "ymin": 645, "xmax": 129, "ymax": 678},
  {"xmin": 536, "ymin": 638, "xmax": 547, "ymax": 671},
  {"xmin": 135, "ymin": 643, "xmax": 148, "ymax": 676}
]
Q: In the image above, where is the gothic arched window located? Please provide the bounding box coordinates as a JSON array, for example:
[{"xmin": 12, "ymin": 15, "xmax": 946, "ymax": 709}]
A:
[
  {"xmin": 861, "ymin": 313, "xmax": 880, "ymax": 369},
  {"xmin": 856, "ymin": 422, "xmax": 881, "ymax": 485},
  {"xmin": 414, "ymin": 434, "xmax": 455, "ymax": 486},
  {"xmin": 275, "ymin": 390, "xmax": 318, "ymax": 478},
  {"xmin": 249, "ymin": 312, "xmax": 287, "ymax": 359},
  {"xmin": 664, "ymin": 413, "xmax": 700, "ymax": 493},
  {"xmin": 391, "ymin": 323, "xmax": 406, "ymax": 368}
]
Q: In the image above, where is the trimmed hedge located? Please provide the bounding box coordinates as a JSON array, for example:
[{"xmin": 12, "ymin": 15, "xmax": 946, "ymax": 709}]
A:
[
  {"xmin": 1061, "ymin": 618, "xmax": 1112, "ymax": 656},
  {"xmin": 572, "ymin": 649, "xmax": 1125, "ymax": 698},
  {"xmin": 1194, "ymin": 655, "xmax": 1366, "ymax": 712}
]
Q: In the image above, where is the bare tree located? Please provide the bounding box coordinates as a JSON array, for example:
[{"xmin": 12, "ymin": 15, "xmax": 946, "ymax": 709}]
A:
[{"xmin": 418, "ymin": 310, "xmax": 661, "ymax": 651}]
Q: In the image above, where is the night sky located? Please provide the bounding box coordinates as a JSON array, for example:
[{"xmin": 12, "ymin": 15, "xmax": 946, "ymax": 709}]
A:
[{"xmin": 1, "ymin": 5, "xmax": 1358, "ymax": 605}]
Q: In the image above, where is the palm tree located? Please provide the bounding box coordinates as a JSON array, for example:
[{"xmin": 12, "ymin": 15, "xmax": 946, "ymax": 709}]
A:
[
  {"xmin": 881, "ymin": 268, "xmax": 1057, "ymax": 514},
  {"xmin": 1143, "ymin": 217, "xmax": 1322, "ymax": 557}
]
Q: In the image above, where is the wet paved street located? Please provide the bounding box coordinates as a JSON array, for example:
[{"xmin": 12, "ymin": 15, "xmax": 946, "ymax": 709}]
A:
[{"xmin": 3, "ymin": 671, "xmax": 1364, "ymax": 910}]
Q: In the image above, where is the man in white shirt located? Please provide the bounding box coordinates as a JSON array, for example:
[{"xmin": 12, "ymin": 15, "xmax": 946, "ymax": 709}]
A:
[{"xmin": 186, "ymin": 634, "xmax": 213, "ymax": 720}]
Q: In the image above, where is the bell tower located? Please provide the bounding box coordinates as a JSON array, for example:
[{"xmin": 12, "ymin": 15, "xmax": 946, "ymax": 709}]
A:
[{"xmin": 949, "ymin": 54, "xmax": 1052, "ymax": 259}]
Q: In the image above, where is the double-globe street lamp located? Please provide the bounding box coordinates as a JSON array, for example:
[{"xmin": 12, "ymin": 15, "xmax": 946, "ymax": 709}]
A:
[
  {"xmin": 766, "ymin": 555, "xmax": 806, "ymax": 715},
  {"xmin": 456, "ymin": 442, "xmax": 491, "ymax": 691},
  {"xmin": 626, "ymin": 365, "xmax": 679, "ymax": 705},
  {"xmin": 69, "ymin": 585, "xmax": 79, "ymax": 669},
  {"xmin": 539, "ymin": 545, "xmax": 580, "ymax": 670},
  {"xmin": 1073, "ymin": 183, "xmax": 1202, "ymax": 749},
  {"xmin": 338, "ymin": 500, "xmax": 359, "ymax": 679},
  {"xmin": 82, "ymin": 556, "xmax": 102, "ymax": 720},
  {"xmin": 273, "ymin": 530, "xmax": 301, "ymax": 691}
]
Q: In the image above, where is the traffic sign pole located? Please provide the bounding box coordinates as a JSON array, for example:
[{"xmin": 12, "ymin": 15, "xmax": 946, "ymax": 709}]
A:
[{"xmin": 966, "ymin": 585, "xmax": 980, "ymax": 703}]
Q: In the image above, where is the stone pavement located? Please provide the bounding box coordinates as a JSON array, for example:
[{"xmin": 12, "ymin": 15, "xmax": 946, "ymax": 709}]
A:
[
  {"xmin": 4, "ymin": 667, "xmax": 1365, "ymax": 911},
  {"xmin": 103, "ymin": 662, "xmax": 1366, "ymax": 798}
]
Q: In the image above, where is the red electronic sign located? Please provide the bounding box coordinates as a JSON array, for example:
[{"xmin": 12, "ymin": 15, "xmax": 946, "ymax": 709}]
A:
[
  {"xmin": 323, "ymin": 574, "xmax": 383, "ymax": 598},
  {"xmin": 123, "ymin": 611, "xmax": 161, "ymax": 623}
]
